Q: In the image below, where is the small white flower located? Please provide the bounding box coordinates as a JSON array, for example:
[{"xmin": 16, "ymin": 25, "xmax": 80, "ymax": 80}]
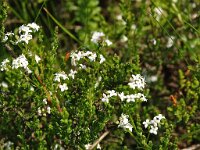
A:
[
  {"xmin": 26, "ymin": 67, "xmax": 32, "ymax": 74},
  {"xmin": 47, "ymin": 106, "xmax": 51, "ymax": 114},
  {"xmin": 1, "ymin": 58, "xmax": 10, "ymax": 71},
  {"xmin": 91, "ymin": 32, "xmax": 105, "ymax": 44},
  {"xmin": 35, "ymin": 55, "xmax": 41, "ymax": 63},
  {"xmin": 121, "ymin": 35, "xmax": 128, "ymax": 42},
  {"xmin": 128, "ymin": 74, "xmax": 145, "ymax": 90},
  {"xmin": 27, "ymin": 22, "xmax": 40, "ymax": 31},
  {"xmin": 143, "ymin": 119, "xmax": 150, "ymax": 128},
  {"xmin": 101, "ymin": 93, "xmax": 110, "ymax": 103},
  {"xmin": 68, "ymin": 69, "xmax": 77, "ymax": 79},
  {"xmin": 154, "ymin": 7, "xmax": 164, "ymax": 21},
  {"xmin": 118, "ymin": 113, "xmax": 133, "ymax": 132},
  {"xmin": 38, "ymin": 107, "xmax": 42, "ymax": 116},
  {"xmin": 19, "ymin": 25, "xmax": 32, "ymax": 34},
  {"xmin": 107, "ymin": 90, "xmax": 117, "ymax": 97},
  {"xmin": 17, "ymin": 34, "xmax": 32, "ymax": 44},
  {"xmin": 150, "ymin": 126, "xmax": 158, "ymax": 135},
  {"xmin": 12, "ymin": 54, "xmax": 30, "ymax": 72},
  {"xmin": 166, "ymin": 36, "xmax": 175, "ymax": 48},
  {"xmin": 79, "ymin": 64, "xmax": 87, "ymax": 69},
  {"xmin": 152, "ymin": 39, "xmax": 157, "ymax": 45},
  {"xmin": 99, "ymin": 54, "xmax": 105, "ymax": 64},
  {"xmin": 1, "ymin": 81, "xmax": 8, "ymax": 88},
  {"xmin": 30, "ymin": 86, "xmax": 34, "ymax": 91},
  {"xmin": 54, "ymin": 72, "xmax": 68, "ymax": 82},
  {"xmin": 105, "ymin": 39, "xmax": 112, "ymax": 46},
  {"xmin": 43, "ymin": 98, "xmax": 47, "ymax": 105},
  {"xmin": 143, "ymin": 114, "xmax": 165, "ymax": 135},
  {"xmin": 131, "ymin": 24, "xmax": 136, "ymax": 30},
  {"xmin": 118, "ymin": 92, "xmax": 126, "ymax": 101},
  {"xmin": 88, "ymin": 53, "xmax": 97, "ymax": 62},
  {"xmin": 59, "ymin": 83, "xmax": 68, "ymax": 92},
  {"xmin": 85, "ymin": 143, "xmax": 92, "ymax": 150},
  {"xmin": 2, "ymin": 32, "xmax": 14, "ymax": 42},
  {"xmin": 97, "ymin": 143, "xmax": 101, "ymax": 149}
]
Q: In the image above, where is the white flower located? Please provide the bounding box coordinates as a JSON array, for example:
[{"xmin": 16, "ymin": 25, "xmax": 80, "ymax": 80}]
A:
[
  {"xmin": 101, "ymin": 93, "xmax": 110, "ymax": 103},
  {"xmin": 97, "ymin": 143, "xmax": 101, "ymax": 149},
  {"xmin": 79, "ymin": 64, "xmax": 87, "ymax": 69},
  {"xmin": 126, "ymin": 94, "xmax": 135, "ymax": 102},
  {"xmin": 143, "ymin": 119, "xmax": 150, "ymax": 128},
  {"xmin": 68, "ymin": 69, "xmax": 77, "ymax": 79},
  {"xmin": 118, "ymin": 113, "xmax": 133, "ymax": 132},
  {"xmin": 133, "ymin": 93, "xmax": 147, "ymax": 102},
  {"xmin": 2, "ymin": 35, "xmax": 8, "ymax": 42},
  {"xmin": 128, "ymin": 74, "xmax": 145, "ymax": 90},
  {"xmin": 59, "ymin": 83, "xmax": 68, "ymax": 92},
  {"xmin": 116, "ymin": 14, "xmax": 123, "ymax": 20},
  {"xmin": 30, "ymin": 86, "xmax": 34, "ymax": 91},
  {"xmin": 105, "ymin": 39, "xmax": 112, "ymax": 46},
  {"xmin": 2, "ymin": 32, "xmax": 14, "ymax": 42},
  {"xmin": 85, "ymin": 143, "xmax": 92, "ymax": 150},
  {"xmin": 43, "ymin": 98, "xmax": 47, "ymax": 105},
  {"xmin": 88, "ymin": 53, "xmax": 97, "ymax": 62},
  {"xmin": 118, "ymin": 92, "xmax": 126, "ymax": 101},
  {"xmin": 17, "ymin": 34, "xmax": 32, "ymax": 44},
  {"xmin": 1, "ymin": 81, "xmax": 8, "ymax": 88},
  {"xmin": 131, "ymin": 24, "xmax": 136, "ymax": 30},
  {"xmin": 107, "ymin": 90, "xmax": 117, "ymax": 97},
  {"xmin": 47, "ymin": 106, "xmax": 51, "ymax": 114},
  {"xmin": 166, "ymin": 36, "xmax": 175, "ymax": 48},
  {"xmin": 91, "ymin": 32, "xmax": 105, "ymax": 44},
  {"xmin": 19, "ymin": 25, "xmax": 32, "ymax": 34},
  {"xmin": 12, "ymin": 54, "xmax": 31, "ymax": 73},
  {"xmin": 38, "ymin": 107, "xmax": 42, "ymax": 116},
  {"xmin": 153, "ymin": 114, "xmax": 165, "ymax": 123},
  {"xmin": 99, "ymin": 54, "xmax": 105, "ymax": 64},
  {"xmin": 27, "ymin": 22, "xmax": 40, "ymax": 31},
  {"xmin": 150, "ymin": 126, "xmax": 158, "ymax": 135},
  {"xmin": 1, "ymin": 58, "xmax": 10, "ymax": 71},
  {"xmin": 121, "ymin": 35, "xmax": 128, "ymax": 42},
  {"xmin": 143, "ymin": 114, "xmax": 165, "ymax": 135},
  {"xmin": 54, "ymin": 72, "xmax": 68, "ymax": 82},
  {"xmin": 154, "ymin": 7, "xmax": 163, "ymax": 21},
  {"xmin": 35, "ymin": 55, "xmax": 41, "ymax": 63},
  {"xmin": 152, "ymin": 39, "xmax": 157, "ymax": 45}
]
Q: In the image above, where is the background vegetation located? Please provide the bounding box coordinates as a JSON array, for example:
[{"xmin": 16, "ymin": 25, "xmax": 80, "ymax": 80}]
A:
[{"xmin": 0, "ymin": 0, "xmax": 199, "ymax": 149}]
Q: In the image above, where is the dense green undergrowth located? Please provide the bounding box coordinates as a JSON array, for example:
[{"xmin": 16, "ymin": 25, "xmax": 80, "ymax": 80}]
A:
[{"xmin": 0, "ymin": 0, "xmax": 199, "ymax": 149}]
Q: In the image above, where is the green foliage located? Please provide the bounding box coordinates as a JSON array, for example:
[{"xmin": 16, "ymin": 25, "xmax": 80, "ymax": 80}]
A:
[
  {"xmin": 0, "ymin": 0, "xmax": 200, "ymax": 149},
  {"xmin": 0, "ymin": 1, "xmax": 8, "ymax": 40}
]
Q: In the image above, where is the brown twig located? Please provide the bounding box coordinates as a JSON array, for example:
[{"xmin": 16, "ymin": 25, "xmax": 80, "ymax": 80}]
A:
[
  {"xmin": 89, "ymin": 131, "xmax": 110, "ymax": 150},
  {"xmin": 5, "ymin": 44, "xmax": 17, "ymax": 58},
  {"xmin": 34, "ymin": 72, "xmax": 62, "ymax": 112}
]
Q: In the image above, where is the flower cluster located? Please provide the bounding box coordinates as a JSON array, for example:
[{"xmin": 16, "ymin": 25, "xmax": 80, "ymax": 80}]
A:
[
  {"xmin": 54, "ymin": 69, "xmax": 77, "ymax": 92},
  {"xmin": 0, "ymin": 58, "xmax": 10, "ymax": 71},
  {"xmin": 91, "ymin": 31, "xmax": 112, "ymax": 46},
  {"xmin": 143, "ymin": 114, "xmax": 165, "ymax": 135},
  {"xmin": 70, "ymin": 50, "xmax": 105, "ymax": 67},
  {"xmin": 101, "ymin": 90, "xmax": 147, "ymax": 103},
  {"xmin": 118, "ymin": 113, "xmax": 133, "ymax": 132},
  {"xmin": 128, "ymin": 74, "xmax": 145, "ymax": 90},
  {"xmin": 85, "ymin": 143, "xmax": 101, "ymax": 150},
  {"xmin": 37, "ymin": 98, "xmax": 51, "ymax": 116},
  {"xmin": 2, "ymin": 22, "xmax": 40, "ymax": 44},
  {"xmin": 12, "ymin": 54, "xmax": 32, "ymax": 74},
  {"xmin": 2, "ymin": 32, "xmax": 14, "ymax": 42}
]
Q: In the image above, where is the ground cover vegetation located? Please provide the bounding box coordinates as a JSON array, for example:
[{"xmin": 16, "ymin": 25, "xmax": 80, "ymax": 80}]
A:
[{"xmin": 0, "ymin": 0, "xmax": 200, "ymax": 149}]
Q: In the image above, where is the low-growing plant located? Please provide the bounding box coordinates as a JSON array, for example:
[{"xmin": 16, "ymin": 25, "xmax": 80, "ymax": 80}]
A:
[{"xmin": 0, "ymin": 0, "xmax": 200, "ymax": 149}]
